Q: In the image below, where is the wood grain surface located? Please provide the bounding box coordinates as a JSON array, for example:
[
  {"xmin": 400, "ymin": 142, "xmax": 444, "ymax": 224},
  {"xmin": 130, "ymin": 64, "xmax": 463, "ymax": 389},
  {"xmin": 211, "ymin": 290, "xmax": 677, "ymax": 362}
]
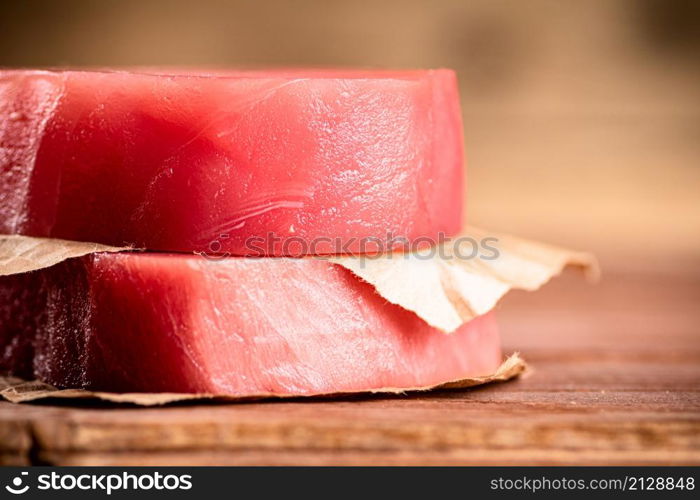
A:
[{"xmin": 0, "ymin": 269, "xmax": 698, "ymax": 465}]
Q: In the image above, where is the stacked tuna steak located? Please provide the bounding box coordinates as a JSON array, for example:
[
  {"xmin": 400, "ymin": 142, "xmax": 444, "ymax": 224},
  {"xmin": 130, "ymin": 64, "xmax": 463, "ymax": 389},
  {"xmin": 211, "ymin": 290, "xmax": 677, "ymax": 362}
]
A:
[{"xmin": 0, "ymin": 69, "xmax": 502, "ymax": 396}]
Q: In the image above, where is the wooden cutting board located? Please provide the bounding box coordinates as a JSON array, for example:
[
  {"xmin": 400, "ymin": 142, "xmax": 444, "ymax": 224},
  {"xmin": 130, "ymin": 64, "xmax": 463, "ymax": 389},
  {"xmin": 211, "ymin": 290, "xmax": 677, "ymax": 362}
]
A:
[{"xmin": 1, "ymin": 270, "xmax": 698, "ymax": 465}]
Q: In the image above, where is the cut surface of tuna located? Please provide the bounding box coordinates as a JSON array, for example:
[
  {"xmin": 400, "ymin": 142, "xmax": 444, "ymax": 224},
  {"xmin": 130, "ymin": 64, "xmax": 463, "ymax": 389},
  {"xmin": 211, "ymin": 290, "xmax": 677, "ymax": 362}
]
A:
[
  {"xmin": 0, "ymin": 253, "xmax": 501, "ymax": 396},
  {"xmin": 0, "ymin": 69, "xmax": 464, "ymax": 256}
]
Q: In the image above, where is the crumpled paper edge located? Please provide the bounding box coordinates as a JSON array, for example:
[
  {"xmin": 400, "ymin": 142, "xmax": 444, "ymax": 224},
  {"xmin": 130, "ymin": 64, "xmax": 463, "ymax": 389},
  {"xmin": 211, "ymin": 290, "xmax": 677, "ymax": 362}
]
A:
[
  {"xmin": 0, "ymin": 353, "xmax": 526, "ymax": 406},
  {"xmin": 0, "ymin": 228, "xmax": 597, "ymax": 333},
  {"xmin": 331, "ymin": 226, "xmax": 598, "ymax": 332},
  {"xmin": 0, "ymin": 234, "xmax": 131, "ymax": 275}
]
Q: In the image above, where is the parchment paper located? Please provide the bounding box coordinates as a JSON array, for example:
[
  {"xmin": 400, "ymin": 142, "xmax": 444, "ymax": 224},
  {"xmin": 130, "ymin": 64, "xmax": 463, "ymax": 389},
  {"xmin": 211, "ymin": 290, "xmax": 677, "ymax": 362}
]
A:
[
  {"xmin": 0, "ymin": 234, "xmax": 130, "ymax": 275},
  {"xmin": 0, "ymin": 228, "xmax": 597, "ymax": 333},
  {"xmin": 0, "ymin": 353, "xmax": 526, "ymax": 406},
  {"xmin": 331, "ymin": 227, "xmax": 598, "ymax": 332}
]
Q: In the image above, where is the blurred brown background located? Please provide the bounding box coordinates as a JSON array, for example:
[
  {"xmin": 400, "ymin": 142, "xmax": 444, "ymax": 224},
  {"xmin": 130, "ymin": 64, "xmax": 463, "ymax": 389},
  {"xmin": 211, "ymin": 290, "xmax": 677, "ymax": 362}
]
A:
[{"xmin": 1, "ymin": 0, "xmax": 698, "ymax": 272}]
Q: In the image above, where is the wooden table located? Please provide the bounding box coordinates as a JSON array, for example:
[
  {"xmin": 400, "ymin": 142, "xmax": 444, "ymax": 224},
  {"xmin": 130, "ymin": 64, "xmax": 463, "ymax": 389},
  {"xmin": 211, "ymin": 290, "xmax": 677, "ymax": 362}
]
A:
[{"xmin": 1, "ymin": 269, "xmax": 698, "ymax": 465}]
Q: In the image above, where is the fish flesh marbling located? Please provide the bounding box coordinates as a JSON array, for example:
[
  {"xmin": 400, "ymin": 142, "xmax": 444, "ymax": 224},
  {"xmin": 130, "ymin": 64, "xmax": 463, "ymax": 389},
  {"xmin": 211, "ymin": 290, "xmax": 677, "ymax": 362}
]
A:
[
  {"xmin": 0, "ymin": 69, "xmax": 464, "ymax": 256},
  {"xmin": 0, "ymin": 252, "xmax": 501, "ymax": 396}
]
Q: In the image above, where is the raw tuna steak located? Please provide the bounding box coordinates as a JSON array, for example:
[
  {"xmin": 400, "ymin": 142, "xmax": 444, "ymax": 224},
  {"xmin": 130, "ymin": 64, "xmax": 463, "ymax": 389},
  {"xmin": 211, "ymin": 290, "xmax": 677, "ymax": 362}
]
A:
[
  {"xmin": 0, "ymin": 253, "xmax": 501, "ymax": 395},
  {"xmin": 0, "ymin": 271, "xmax": 46, "ymax": 379},
  {"xmin": 0, "ymin": 69, "xmax": 464, "ymax": 256}
]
